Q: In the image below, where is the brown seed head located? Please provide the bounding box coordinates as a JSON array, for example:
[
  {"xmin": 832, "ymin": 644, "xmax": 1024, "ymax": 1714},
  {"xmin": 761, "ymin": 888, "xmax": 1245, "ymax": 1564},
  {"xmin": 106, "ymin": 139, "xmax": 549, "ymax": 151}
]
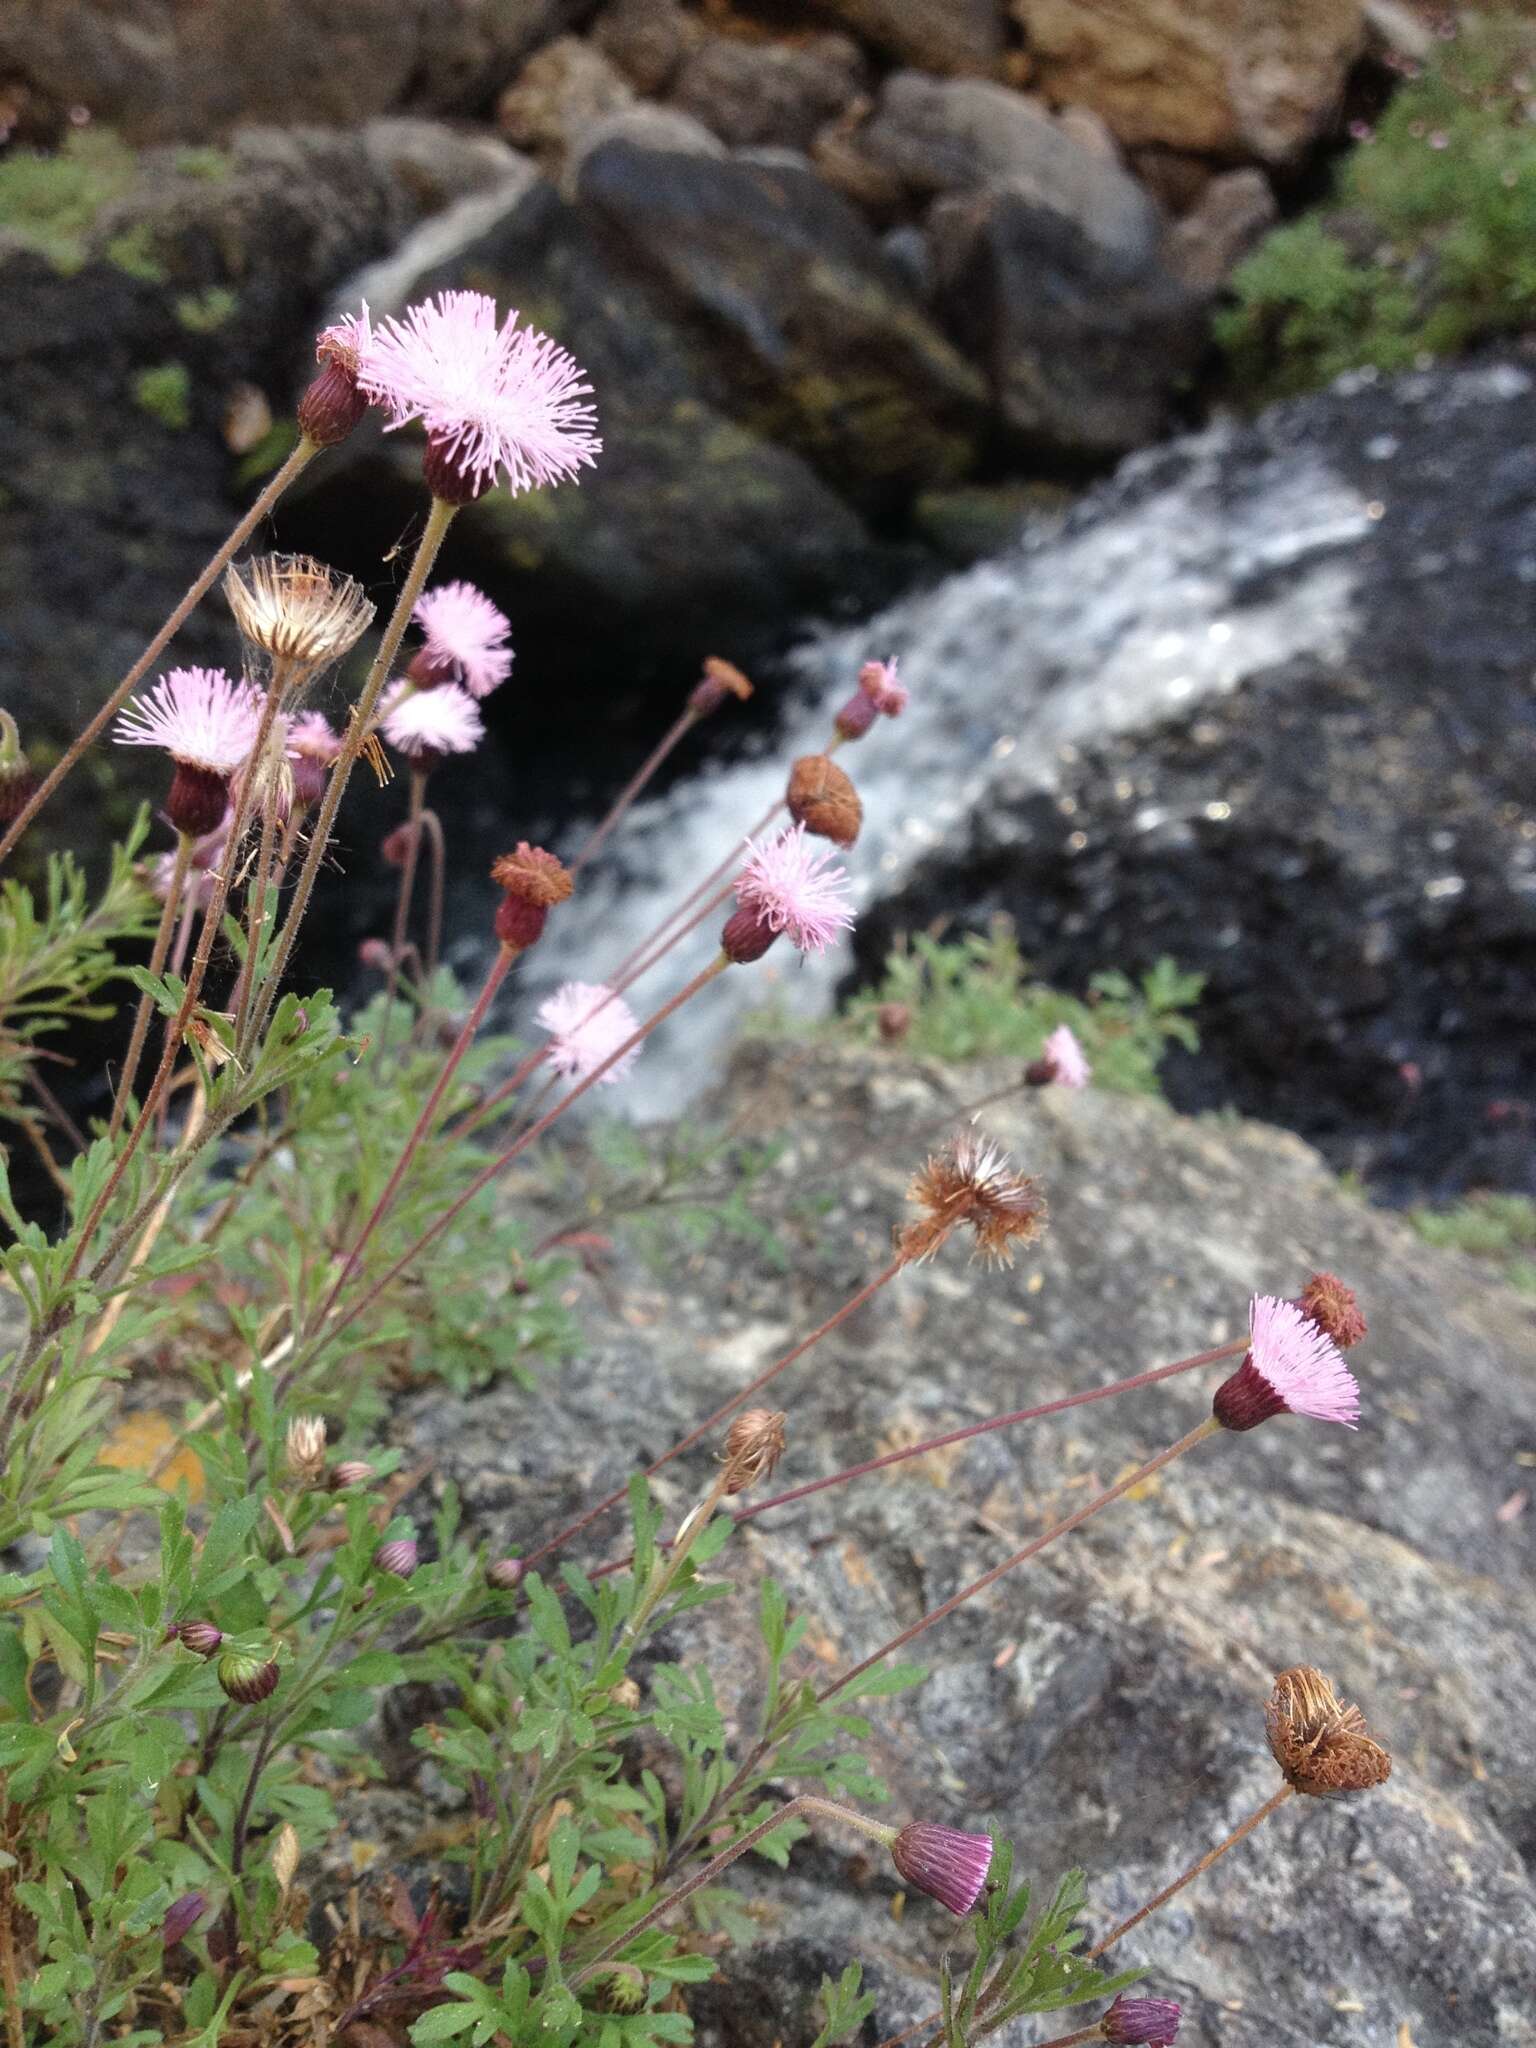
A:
[
  {"xmin": 1297, "ymin": 1272, "xmax": 1368, "ymax": 1350},
  {"xmin": 689, "ymin": 655, "xmax": 755, "ymax": 718},
  {"xmin": 786, "ymin": 754, "xmax": 862, "ymax": 847},
  {"xmin": 720, "ymin": 1408, "xmax": 787, "ymax": 1495},
  {"xmin": 284, "ymin": 1413, "xmax": 328, "ymax": 1485},
  {"xmin": 898, "ymin": 1134, "xmax": 1047, "ymax": 1267},
  {"xmin": 1265, "ymin": 1664, "xmax": 1391, "ymax": 1798},
  {"xmin": 491, "ymin": 843, "xmax": 573, "ymax": 908},
  {"xmin": 224, "ymin": 553, "xmax": 375, "ymax": 677}
]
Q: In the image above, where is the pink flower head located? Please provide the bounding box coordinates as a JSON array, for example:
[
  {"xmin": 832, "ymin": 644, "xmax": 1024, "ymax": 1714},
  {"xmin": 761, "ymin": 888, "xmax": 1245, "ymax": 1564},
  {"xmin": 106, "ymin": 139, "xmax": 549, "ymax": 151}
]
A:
[
  {"xmin": 289, "ymin": 711, "xmax": 342, "ymax": 806},
  {"xmin": 730, "ymin": 823, "xmax": 855, "ymax": 956},
  {"xmin": 536, "ymin": 981, "xmax": 642, "ymax": 1085},
  {"xmin": 380, "ymin": 680, "xmax": 484, "ymax": 762},
  {"xmin": 1213, "ymin": 1294, "xmax": 1361, "ymax": 1433},
  {"xmin": 412, "ymin": 581, "xmax": 513, "ymax": 698},
  {"xmin": 358, "ymin": 290, "xmax": 601, "ymax": 499},
  {"xmin": 859, "ymin": 657, "xmax": 908, "ymax": 717},
  {"xmin": 1103, "ymin": 1995, "xmax": 1182, "ymax": 2046},
  {"xmin": 1042, "ymin": 1023, "xmax": 1091, "ymax": 1089},
  {"xmin": 114, "ymin": 668, "xmax": 262, "ymax": 774},
  {"xmin": 889, "ymin": 1821, "xmax": 993, "ymax": 1916}
]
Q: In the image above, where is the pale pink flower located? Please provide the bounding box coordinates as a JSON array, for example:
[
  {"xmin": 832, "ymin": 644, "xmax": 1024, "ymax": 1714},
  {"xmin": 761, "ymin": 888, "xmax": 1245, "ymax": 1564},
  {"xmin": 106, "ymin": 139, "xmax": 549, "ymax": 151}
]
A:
[
  {"xmin": 358, "ymin": 290, "xmax": 601, "ymax": 497},
  {"xmin": 1213, "ymin": 1295, "xmax": 1361, "ymax": 1432},
  {"xmin": 380, "ymin": 680, "xmax": 484, "ymax": 762},
  {"xmin": 859, "ymin": 657, "xmax": 908, "ymax": 717},
  {"xmin": 289, "ymin": 711, "xmax": 342, "ymax": 805},
  {"xmin": 113, "ymin": 668, "xmax": 262, "ymax": 773},
  {"xmin": 1043, "ymin": 1023, "xmax": 1091, "ymax": 1089},
  {"xmin": 733, "ymin": 823, "xmax": 855, "ymax": 955},
  {"xmin": 889, "ymin": 1822, "xmax": 993, "ymax": 1916},
  {"xmin": 536, "ymin": 981, "xmax": 642, "ymax": 1085},
  {"xmin": 413, "ymin": 581, "xmax": 513, "ymax": 698}
]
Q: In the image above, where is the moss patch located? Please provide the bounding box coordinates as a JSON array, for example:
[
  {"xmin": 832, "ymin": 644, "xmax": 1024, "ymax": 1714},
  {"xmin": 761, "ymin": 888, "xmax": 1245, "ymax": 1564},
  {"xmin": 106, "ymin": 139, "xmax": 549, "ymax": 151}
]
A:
[
  {"xmin": 175, "ymin": 285, "xmax": 238, "ymax": 333},
  {"xmin": 131, "ymin": 362, "xmax": 192, "ymax": 431},
  {"xmin": 0, "ymin": 127, "xmax": 139, "ymax": 274}
]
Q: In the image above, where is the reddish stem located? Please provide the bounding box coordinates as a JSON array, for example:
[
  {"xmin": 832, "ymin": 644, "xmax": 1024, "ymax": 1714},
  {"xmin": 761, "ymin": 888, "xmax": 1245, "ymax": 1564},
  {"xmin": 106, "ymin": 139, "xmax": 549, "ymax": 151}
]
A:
[{"xmin": 570, "ymin": 705, "xmax": 699, "ymax": 878}]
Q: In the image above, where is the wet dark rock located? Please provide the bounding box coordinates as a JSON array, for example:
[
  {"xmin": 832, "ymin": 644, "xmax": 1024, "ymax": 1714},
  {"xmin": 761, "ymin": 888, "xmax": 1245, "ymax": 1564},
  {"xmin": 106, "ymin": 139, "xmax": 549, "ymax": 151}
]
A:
[
  {"xmin": 374, "ymin": 1042, "xmax": 1536, "ymax": 2046},
  {"xmin": 1164, "ymin": 166, "xmax": 1278, "ymax": 293},
  {"xmin": 666, "ymin": 30, "xmax": 868, "ymax": 153}
]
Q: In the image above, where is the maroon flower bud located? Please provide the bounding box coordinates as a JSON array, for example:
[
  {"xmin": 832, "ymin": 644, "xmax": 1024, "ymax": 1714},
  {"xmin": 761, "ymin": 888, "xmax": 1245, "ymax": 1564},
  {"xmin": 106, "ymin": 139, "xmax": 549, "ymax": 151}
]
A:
[
  {"xmin": 832, "ymin": 690, "xmax": 877, "ymax": 742},
  {"xmin": 424, "ymin": 433, "xmax": 494, "ymax": 506},
  {"xmin": 491, "ymin": 843, "xmax": 573, "ymax": 951},
  {"xmin": 1102, "ymin": 1994, "xmax": 1182, "ymax": 2045},
  {"xmin": 358, "ymin": 936, "xmax": 393, "ymax": 973},
  {"xmin": 375, "ymin": 1535, "xmax": 419, "ymax": 1580},
  {"xmin": 174, "ymin": 1620, "xmax": 225, "ymax": 1658},
  {"xmin": 161, "ymin": 1891, "xmax": 209, "ymax": 1947},
  {"xmin": 877, "ymin": 1002, "xmax": 911, "ymax": 1044},
  {"xmin": 297, "ymin": 359, "xmax": 368, "ymax": 448},
  {"xmin": 494, "ymin": 893, "xmax": 548, "ymax": 948},
  {"xmin": 889, "ymin": 1821, "xmax": 993, "ymax": 1916},
  {"xmin": 166, "ymin": 762, "xmax": 232, "ymax": 838},
  {"xmin": 328, "ymin": 1460, "xmax": 376, "ymax": 1490},
  {"xmin": 217, "ymin": 1649, "xmax": 280, "ymax": 1704},
  {"xmin": 486, "ymin": 1556, "xmax": 524, "ymax": 1591},
  {"xmin": 720, "ymin": 903, "xmax": 779, "ymax": 965},
  {"xmin": 381, "ymin": 821, "xmax": 417, "ymax": 868}
]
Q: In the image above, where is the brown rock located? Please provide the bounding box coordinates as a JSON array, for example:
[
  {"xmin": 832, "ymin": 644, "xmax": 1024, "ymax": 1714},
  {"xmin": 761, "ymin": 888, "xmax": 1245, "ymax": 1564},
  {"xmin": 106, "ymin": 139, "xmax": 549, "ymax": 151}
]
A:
[
  {"xmin": 590, "ymin": 0, "xmax": 703, "ymax": 94},
  {"xmin": 496, "ymin": 36, "xmax": 634, "ymax": 165},
  {"xmin": 1012, "ymin": 0, "xmax": 1367, "ymax": 161},
  {"xmin": 668, "ymin": 32, "xmax": 867, "ymax": 152},
  {"xmin": 1164, "ymin": 165, "xmax": 1278, "ymax": 292},
  {"xmin": 812, "ymin": 0, "xmax": 1007, "ymax": 76}
]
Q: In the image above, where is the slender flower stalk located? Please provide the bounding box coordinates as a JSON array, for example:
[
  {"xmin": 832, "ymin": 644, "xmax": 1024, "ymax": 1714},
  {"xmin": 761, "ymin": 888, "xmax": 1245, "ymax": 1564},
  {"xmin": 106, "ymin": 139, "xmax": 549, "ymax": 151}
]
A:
[
  {"xmin": 419, "ymin": 805, "xmax": 447, "ymax": 976},
  {"xmin": 569, "ymin": 704, "xmax": 701, "ymax": 877},
  {"xmin": 108, "ymin": 831, "xmax": 195, "ymax": 1137},
  {"xmin": 1086, "ymin": 1784, "xmax": 1295, "ymax": 1961},
  {"xmin": 381, "ymin": 765, "xmax": 429, "ymax": 1035},
  {"xmin": 0, "ymin": 436, "xmax": 317, "ymax": 866}
]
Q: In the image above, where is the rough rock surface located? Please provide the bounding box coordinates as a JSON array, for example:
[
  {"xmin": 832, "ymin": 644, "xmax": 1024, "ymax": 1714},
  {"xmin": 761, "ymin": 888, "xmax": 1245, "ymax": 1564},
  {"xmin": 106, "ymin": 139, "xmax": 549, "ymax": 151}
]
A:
[
  {"xmin": 376, "ymin": 1042, "xmax": 1536, "ymax": 2047},
  {"xmin": 1013, "ymin": 0, "xmax": 1367, "ymax": 160},
  {"xmin": 813, "ymin": 0, "xmax": 1008, "ymax": 78},
  {"xmin": 667, "ymin": 31, "xmax": 868, "ymax": 153}
]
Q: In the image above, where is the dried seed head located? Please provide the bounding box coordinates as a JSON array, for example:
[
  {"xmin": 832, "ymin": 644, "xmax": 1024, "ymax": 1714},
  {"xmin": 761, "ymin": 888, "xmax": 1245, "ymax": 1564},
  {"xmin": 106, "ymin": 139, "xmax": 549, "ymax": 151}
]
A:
[
  {"xmin": 173, "ymin": 1620, "xmax": 224, "ymax": 1658},
  {"xmin": 1297, "ymin": 1271, "xmax": 1368, "ymax": 1350},
  {"xmin": 217, "ymin": 1648, "xmax": 280, "ymax": 1704},
  {"xmin": 889, "ymin": 1821, "xmax": 993, "ymax": 1916},
  {"xmin": 1102, "ymin": 1994, "xmax": 1182, "ymax": 2045},
  {"xmin": 720, "ymin": 1408, "xmax": 787, "ymax": 1494},
  {"xmin": 486, "ymin": 1556, "xmax": 525, "ymax": 1591},
  {"xmin": 285, "ymin": 1413, "xmax": 328, "ymax": 1485},
  {"xmin": 898, "ymin": 1134, "xmax": 1047, "ymax": 1267},
  {"xmin": 609, "ymin": 1677, "xmax": 641, "ymax": 1711},
  {"xmin": 328, "ymin": 1460, "xmax": 376, "ymax": 1490},
  {"xmin": 0, "ymin": 710, "xmax": 37, "ymax": 824},
  {"xmin": 375, "ymin": 1534, "xmax": 419, "ymax": 1580},
  {"xmin": 224, "ymin": 553, "xmax": 375, "ymax": 680},
  {"xmin": 786, "ymin": 753, "xmax": 862, "ymax": 847},
  {"xmin": 492, "ymin": 842, "xmax": 573, "ymax": 948},
  {"xmin": 1265, "ymin": 1665, "xmax": 1392, "ymax": 1799},
  {"xmin": 689, "ymin": 655, "xmax": 754, "ymax": 718}
]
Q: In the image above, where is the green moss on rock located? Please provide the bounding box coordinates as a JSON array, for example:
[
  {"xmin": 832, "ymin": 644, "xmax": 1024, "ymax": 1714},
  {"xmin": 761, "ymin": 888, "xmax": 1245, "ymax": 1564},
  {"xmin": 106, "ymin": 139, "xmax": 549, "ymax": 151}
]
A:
[
  {"xmin": 0, "ymin": 127, "xmax": 139, "ymax": 274},
  {"xmin": 131, "ymin": 362, "xmax": 192, "ymax": 431}
]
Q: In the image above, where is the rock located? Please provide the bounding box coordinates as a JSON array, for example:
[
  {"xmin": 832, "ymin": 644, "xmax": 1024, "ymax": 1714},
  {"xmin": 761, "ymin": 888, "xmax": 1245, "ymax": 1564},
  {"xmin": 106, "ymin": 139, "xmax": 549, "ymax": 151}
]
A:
[
  {"xmin": 1012, "ymin": 0, "xmax": 1368, "ymax": 161},
  {"xmin": 1164, "ymin": 167, "xmax": 1278, "ymax": 292},
  {"xmin": 0, "ymin": 0, "xmax": 572, "ymax": 144},
  {"xmin": 495, "ymin": 34, "xmax": 634, "ymax": 166},
  {"xmin": 566, "ymin": 100, "xmax": 726, "ymax": 173},
  {"xmin": 667, "ymin": 31, "xmax": 867, "ymax": 152},
  {"xmin": 590, "ymin": 0, "xmax": 703, "ymax": 94},
  {"xmin": 929, "ymin": 187, "xmax": 1205, "ymax": 457},
  {"xmin": 812, "ymin": 0, "xmax": 1007, "ymax": 76},
  {"xmin": 855, "ymin": 71, "xmax": 1160, "ymax": 262},
  {"xmin": 389, "ymin": 1041, "xmax": 1536, "ymax": 2046},
  {"xmin": 573, "ymin": 139, "xmax": 989, "ymax": 499}
]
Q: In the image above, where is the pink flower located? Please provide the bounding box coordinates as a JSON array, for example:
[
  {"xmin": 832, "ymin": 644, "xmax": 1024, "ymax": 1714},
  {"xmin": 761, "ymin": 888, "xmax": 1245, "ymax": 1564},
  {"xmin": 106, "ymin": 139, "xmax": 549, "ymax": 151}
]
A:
[
  {"xmin": 289, "ymin": 711, "xmax": 342, "ymax": 806},
  {"xmin": 859, "ymin": 657, "xmax": 908, "ymax": 717},
  {"xmin": 733, "ymin": 823, "xmax": 855, "ymax": 955},
  {"xmin": 358, "ymin": 290, "xmax": 601, "ymax": 497},
  {"xmin": 413, "ymin": 581, "xmax": 513, "ymax": 698},
  {"xmin": 536, "ymin": 981, "xmax": 642, "ymax": 1085},
  {"xmin": 1213, "ymin": 1295, "xmax": 1361, "ymax": 1433},
  {"xmin": 1042, "ymin": 1023, "xmax": 1091, "ymax": 1089},
  {"xmin": 113, "ymin": 668, "xmax": 262, "ymax": 773},
  {"xmin": 889, "ymin": 1822, "xmax": 993, "ymax": 1916},
  {"xmin": 380, "ymin": 680, "xmax": 484, "ymax": 762}
]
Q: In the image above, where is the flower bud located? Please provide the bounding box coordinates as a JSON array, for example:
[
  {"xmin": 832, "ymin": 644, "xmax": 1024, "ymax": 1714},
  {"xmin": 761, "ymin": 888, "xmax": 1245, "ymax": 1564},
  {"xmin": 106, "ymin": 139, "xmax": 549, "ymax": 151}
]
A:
[
  {"xmin": 285, "ymin": 1413, "xmax": 328, "ymax": 1485},
  {"xmin": 166, "ymin": 762, "xmax": 232, "ymax": 839},
  {"xmin": 688, "ymin": 656, "xmax": 754, "ymax": 718},
  {"xmin": 375, "ymin": 1534, "xmax": 419, "ymax": 1580},
  {"xmin": 298, "ymin": 359, "xmax": 368, "ymax": 448},
  {"xmin": 858, "ymin": 658, "xmax": 908, "ymax": 717},
  {"xmin": 491, "ymin": 843, "xmax": 573, "ymax": 951},
  {"xmin": 786, "ymin": 754, "xmax": 862, "ymax": 847},
  {"xmin": 381, "ymin": 821, "xmax": 417, "ymax": 868},
  {"xmin": 328, "ymin": 1459, "xmax": 376, "ymax": 1490},
  {"xmin": 0, "ymin": 710, "xmax": 37, "ymax": 824},
  {"xmin": 1296, "ymin": 1272, "xmax": 1367, "ymax": 1350},
  {"xmin": 217, "ymin": 1649, "xmax": 280, "ymax": 1704},
  {"xmin": 358, "ymin": 936, "xmax": 393, "ymax": 973},
  {"xmin": 173, "ymin": 1620, "xmax": 225, "ymax": 1658},
  {"xmin": 832, "ymin": 690, "xmax": 877, "ymax": 742},
  {"xmin": 889, "ymin": 1821, "xmax": 993, "ymax": 1916},
  {"xmin": 720, "ymin": 903, "xmax": 778, "ymax": 965},
  {"xmin": 486, "ymin": 1556, "xmax": 524, "ymax": 1591},
  {"xmin": 720, "ymin": 1409, "xmax": 786, "ymax": 1495},
  {"xmin": 161, "ymin": 1891, "xmax": 209, "ymax": 1947},
  {"xmin": 424, "ymin": 432, "xmax": 494, "ymax": 506},
  {"xmin": 1102, "ymin": 1994, "xmax": 1182, "ymax": 2045},
  {"xmin": 877, "ymin": 1002, "xmax": 911, "ymax": 1044}
]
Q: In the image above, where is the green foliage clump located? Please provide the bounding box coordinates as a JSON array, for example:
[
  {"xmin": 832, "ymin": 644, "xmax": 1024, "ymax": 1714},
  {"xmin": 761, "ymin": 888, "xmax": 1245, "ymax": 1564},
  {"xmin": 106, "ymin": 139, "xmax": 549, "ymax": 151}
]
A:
[
  {"xmin": 131, "ymin": 361, "xmax": 192, "ymax": 430},
  {"xmin": 0, "ymin": 127, "xmax": 139, "ymax": 274},
  {"xmin": 838, "ymin": 923, "xmax": 1202, "ymax": 1094},
  {"xmin": 1218, "ymin": 15, "xmax": 1536, "ymax": 399},
  {"xmin": 175, "ymin": 285, "xmax": 238, "ymax": 333},
  {"xmin": 1410, "ymin": 1190, "xmax": 1536, "ymax": 1293}
]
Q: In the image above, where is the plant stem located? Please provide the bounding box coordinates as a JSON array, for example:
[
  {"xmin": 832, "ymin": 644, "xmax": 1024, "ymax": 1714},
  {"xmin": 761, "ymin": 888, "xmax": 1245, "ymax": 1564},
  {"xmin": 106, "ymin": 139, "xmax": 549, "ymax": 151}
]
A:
[
  {"xmin": 604, "ymin": 793, "xmax": 782, "ymax": 988},
  {"xmin": 0, "ymin": 435, "xmax": 317, "ymax": 866},
  {"xmin": 247, "ymin": 495, "xmax": 457, "ymax": 1050},
  {"xmin": 569, "ymin": 705, "xmax": 700, "ymax": 878},
  {"xmin": 381, "ymin": 764, "xmax": 428, "ymax": 1045},
  {"xmin": 231, "ymin": 781, "xmax": 281, "ymax": 1056},
  {"xmin": 515, "ymin": 1255, "xmax": 906, "ymax": 1581},
  {"xmin": 1086, "ymin": 1782, "xmax": 1295, "ymax": 1960},
  {"xmin": 419, "ymin": 805, "xmax": 446, "ymax": 978},
  {"xmin": 109, "ymin": 832, "xmax": 193, "ymax": 1138},
  {"xmin": 229, "ymin": 1714, "xmax": 277, "ymax": 1879},
  {"xmin": 315, "ymin": 939, "xmax": 517, "ymax": 1324}
]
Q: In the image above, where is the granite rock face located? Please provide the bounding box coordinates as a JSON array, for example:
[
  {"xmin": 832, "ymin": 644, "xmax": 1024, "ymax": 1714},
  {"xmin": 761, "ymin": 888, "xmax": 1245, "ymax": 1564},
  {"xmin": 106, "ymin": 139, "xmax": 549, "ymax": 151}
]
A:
[{"xmin": 383, "ymin": 1042, "xmax": 1536, "ymax": 2047}]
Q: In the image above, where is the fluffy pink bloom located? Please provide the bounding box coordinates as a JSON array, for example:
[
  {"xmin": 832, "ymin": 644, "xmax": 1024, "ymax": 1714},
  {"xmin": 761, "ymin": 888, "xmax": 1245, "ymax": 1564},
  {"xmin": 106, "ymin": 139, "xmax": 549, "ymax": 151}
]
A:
[
  {"xmin": 1043, "ymin": 1023, "xmax": 1091, "ymax": 1089},
  {"xmin": 358, "ymin": 290, "xmax": 601, "ymax": 497},
  {"xmin": 536, "ymin": 981, "xmax": 642, "ymax": 1085},
  {"xmin": 733, "ymin": 823, "xmax": 855, "ymax": 955},
  {"xmin": 1213, "ymin": 1295, "xmax": 1361, "ymax": 1432},
  {"xmin": 413, "ymin": 581, "xmax": 513, "ymax": 698},
  {"xmin": 859, "ymin": 657, "xmax": 908, "ymax": 717},
  {"xmin": 380, "ymin": 680, "xmax": 484, "ymax": 762},
  {"xmin": 289, "ymin": 711, "xmax": 342, "ymax": 805},
  {"xmin": 889, "ymin": 1822, "xmax": 993, "ymax": 1916},
  {"xmin": 113, "ymin": 668, "xmax": 262, "ymax": 773}
]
